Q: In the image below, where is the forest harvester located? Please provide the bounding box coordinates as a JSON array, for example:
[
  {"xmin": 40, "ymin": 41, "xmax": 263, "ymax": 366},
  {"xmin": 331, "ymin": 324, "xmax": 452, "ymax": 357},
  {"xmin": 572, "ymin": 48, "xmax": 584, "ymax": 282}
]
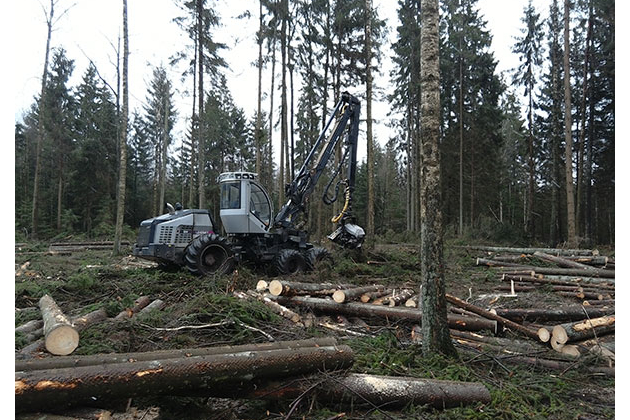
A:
[{"xmin": 133, "ymin": 92, "xmax": 365, "ymax": 276}]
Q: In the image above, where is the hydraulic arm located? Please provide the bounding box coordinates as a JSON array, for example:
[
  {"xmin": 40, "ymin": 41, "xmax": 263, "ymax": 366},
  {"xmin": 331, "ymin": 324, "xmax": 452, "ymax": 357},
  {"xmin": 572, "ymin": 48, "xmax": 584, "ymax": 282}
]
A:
[{"xmin": 273, "ymin": 92, "xmax": 364, "ymax": 248}]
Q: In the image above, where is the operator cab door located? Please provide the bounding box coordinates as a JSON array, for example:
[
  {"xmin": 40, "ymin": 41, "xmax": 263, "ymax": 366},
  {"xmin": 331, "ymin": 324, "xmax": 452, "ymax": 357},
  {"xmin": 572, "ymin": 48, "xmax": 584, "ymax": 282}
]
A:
[
  {"xmin": 247, "ymin": 181, "xmax": 272, "ymax": 234},
  {"xmin": 220, "ymin": 178, "xmax": 272, "ymax": 234}
]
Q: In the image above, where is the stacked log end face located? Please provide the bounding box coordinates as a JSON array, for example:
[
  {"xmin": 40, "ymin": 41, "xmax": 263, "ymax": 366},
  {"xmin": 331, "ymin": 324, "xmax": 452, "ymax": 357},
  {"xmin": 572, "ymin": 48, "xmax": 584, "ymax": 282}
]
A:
[{"xmin": 15, "ymin": 339, "xmax": 354, "ymax": 413}]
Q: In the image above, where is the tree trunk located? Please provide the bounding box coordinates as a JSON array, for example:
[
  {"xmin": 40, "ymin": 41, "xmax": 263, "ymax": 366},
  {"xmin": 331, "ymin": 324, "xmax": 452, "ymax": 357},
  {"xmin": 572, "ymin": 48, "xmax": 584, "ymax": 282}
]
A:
[
  {"xmin": 274, "ymin": 296, "xmax": 498, "ymax": 333},
  {"xmin": 15, "ymin": 343, "xmax": 354, "ymax": 412},
  {"xmin": 445, "ymin": 294, "xmax": 539, "ymax": 340},
  {"xmin": 31, "ymin": 0, "xmax": 55, "ymax": 239},
  {"xmin": 197, "ymin": 0, "xmax": 205, "ymax": 208},
  {"xmin": 419, "ymin": 0, "xmax": 456, "ymax": 357},
  {"xmin": 278, "ymin": 0, "xmax": 288, "ymax": 209},
  {"xmin": 563, "ymin": 0, "xmax": 577, "ymax": 247},
  {"xmin": 38, "ymin": 294, "xmax": 79, "ymax": 356},
  {"xmin": 365, "ymin": 0, "xmax": 375, "ymax": 239},
  {"xmin": 113, "ymin": 0, "xmax": 129, "ymax": 255},
  {"xmin": 255, "ymin": 0, "xmax": 264, "ymax": 176},
  {"xmin": 159, "ymin": 96, "xmax": 169, "ymax": 212},
  {"xmin": 268, "ymin": 33, "xmax": 277, "ymax": 190}
]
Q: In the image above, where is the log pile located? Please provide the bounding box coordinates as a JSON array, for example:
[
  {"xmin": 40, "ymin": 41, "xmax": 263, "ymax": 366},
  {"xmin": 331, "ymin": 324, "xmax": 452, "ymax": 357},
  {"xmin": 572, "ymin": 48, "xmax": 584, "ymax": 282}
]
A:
[{"xmin": 465, "ymin": 245, "xmax": 615, "ymax": 365}]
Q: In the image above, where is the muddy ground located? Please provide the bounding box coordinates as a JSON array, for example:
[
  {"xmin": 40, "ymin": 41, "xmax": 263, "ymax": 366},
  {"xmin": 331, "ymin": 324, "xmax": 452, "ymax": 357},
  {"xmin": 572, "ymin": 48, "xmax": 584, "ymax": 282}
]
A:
[{"xmin": 14, "ymin": 240, "xmax": 615, "ymax": 419}]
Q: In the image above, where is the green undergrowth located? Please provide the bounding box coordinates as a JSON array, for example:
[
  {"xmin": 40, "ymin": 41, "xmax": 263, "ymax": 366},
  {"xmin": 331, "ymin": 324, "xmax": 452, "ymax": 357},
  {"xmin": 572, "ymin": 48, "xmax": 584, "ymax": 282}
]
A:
[{"xmin": 343, "ymin": 333, "xmax": 614, "ymax": 419}]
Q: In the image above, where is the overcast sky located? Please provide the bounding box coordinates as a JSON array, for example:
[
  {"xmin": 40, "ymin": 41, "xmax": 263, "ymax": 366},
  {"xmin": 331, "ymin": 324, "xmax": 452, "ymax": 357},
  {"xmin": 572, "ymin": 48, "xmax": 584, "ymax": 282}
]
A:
[{"xmin": 13, "ymin": 0, "xmax": 562, "ymax": 161}]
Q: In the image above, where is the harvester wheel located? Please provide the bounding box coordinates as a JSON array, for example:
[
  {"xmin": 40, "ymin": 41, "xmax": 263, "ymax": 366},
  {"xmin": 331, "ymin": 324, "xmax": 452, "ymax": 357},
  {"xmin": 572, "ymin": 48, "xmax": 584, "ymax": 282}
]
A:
[
  {"xmin": 274, "ymin": 249, "xmax": 308, "ymax": 275},
  {"xmin": 306, "ymin": 247, "xmax": 333, "ymax": 271},
  {"xmin": 185, "ymin": 233, "xmax": 235, "ymax": 276}
]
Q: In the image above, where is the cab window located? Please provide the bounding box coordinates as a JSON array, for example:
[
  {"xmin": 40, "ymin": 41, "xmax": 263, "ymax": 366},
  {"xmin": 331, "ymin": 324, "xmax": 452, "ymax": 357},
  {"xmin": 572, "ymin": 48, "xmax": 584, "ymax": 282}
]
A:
[
  {"xmin": 220, "ymin": 182, "xmax": 241, "ymax": 209},
  {"xmin": 250, "ymin": 183, "xmax": 271, "ymax": 225}
]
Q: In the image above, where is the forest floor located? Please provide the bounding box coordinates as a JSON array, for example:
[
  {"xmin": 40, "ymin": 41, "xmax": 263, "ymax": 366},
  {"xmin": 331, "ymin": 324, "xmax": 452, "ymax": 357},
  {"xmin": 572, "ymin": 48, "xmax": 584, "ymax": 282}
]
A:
[{"xmin": 14, "ymin": 238, "xmax": 615, "ymax": 419}]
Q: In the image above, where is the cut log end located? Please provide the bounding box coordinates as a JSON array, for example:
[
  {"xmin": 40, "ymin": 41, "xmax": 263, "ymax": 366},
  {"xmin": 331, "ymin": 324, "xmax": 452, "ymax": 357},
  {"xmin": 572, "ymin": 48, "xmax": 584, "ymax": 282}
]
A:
[
  {"xmin": 560, "ymin": 344, "xmax": 581, "ymax": 358},
  {"xmin": 45, "ymin": 325, "xmax": 79, "ymax": 356},
  {"xmin": 332, "ymin": 290, "xmax": 346, "ymax": 304},
  {"xmin": 256, "ymin": 280, "xmax": 269, "ymax": 292},
  {"xmin": 538, "ymin": 327, "xmax": 551, "ymax": 343},
  {"xmin": 552, "ymin": 325, "xmax": 569, "ymax": 345},
  {"xmin": 268, "ymin": 280, "xmax": 283, "ymax": 296}
]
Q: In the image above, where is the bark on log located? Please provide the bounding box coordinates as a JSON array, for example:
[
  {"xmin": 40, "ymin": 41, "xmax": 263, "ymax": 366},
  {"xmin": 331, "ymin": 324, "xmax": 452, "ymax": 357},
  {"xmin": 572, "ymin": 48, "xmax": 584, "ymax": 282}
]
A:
[
  {"xmin": 491, "ymin": 307, "xmax": 614, "ymax": 323},
  {"xmin": 274, "ymin": 296, "xmax": 498, "ymax": 333},
  {"xmin": 268, "ymin": 280, "xmax": 348, "ymax": 297},
  {"xmin": 242, "ymin": 373, "xmax": 491, "ymax": 409},
  {"xmin": 552, "ymin": 316, "xmax": 615, "ymax": 345},
  {"xmin": 39, "ymin": 295, "xmax": 79, "ymax": 356},
  {"xmin": 468, "ymin": 245, "xmax": 599, "ymax": 256},
  {"xmin": 15, "ymin": 338, "xmax": 340, "ymax": 372},
  {"xmin": 71, "ymin": 308, "xmax": 108, "ymax": 330},
  {"xmin": 15, "ymin": 343, "xmax": 354, "ymax": 412},
  {"xmin": 332, "ymin": 285, "xmax": 385, "ymax": 303},
  {"xmin": 445, "ymin": 294, "xmax": 539, "ymax": 340},
  {"xmin": 532, "ymin": 251, "xmax": 595, "ymax": 270},
  {"xmin": 16, "ymin": 320, "xmax": 44, "ymax": 335},
  {"xmin": 114, "ymin": 296, "xmax": 151, "ymax": 321}
]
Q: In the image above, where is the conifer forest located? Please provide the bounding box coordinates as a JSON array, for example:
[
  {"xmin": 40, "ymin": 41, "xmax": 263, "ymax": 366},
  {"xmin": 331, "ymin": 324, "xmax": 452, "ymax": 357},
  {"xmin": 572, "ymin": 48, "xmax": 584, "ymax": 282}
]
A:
[{"xmin": 15, "ymin": 0, "xmax": 615, "ymax": 418}]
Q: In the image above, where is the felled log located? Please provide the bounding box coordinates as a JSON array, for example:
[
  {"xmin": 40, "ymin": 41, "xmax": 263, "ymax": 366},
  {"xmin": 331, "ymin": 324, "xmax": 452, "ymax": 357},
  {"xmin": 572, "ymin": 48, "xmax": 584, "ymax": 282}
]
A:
[
  {"xmin": 242, "ymin": 373, "xmax": 491, "ymax": 409},
  {"xmin": 491, "ymin": 307, "xmax": 614, "ymax": 323},
  {"xmin": 445, "ymin": 294, "xmax": 539, "ymax": 340},
  {"xmin": 114, "ymin": 296, "xmax": 151, "ymax": 321},
  {"xmin": 15, "ymin": 342, "xmax": 354, "ymax": 412},
  {"xmin": 38, "ymin": 294, "xmax": 79, "ymax": 356},
  {"xmin": 384, "ymin": 289, "xmax": 415, "ymax": 307},
  {"xmin": 332, "ymin": 285, "xmax": 384, "ymax": 303},
  {"xmin": 274, "ymin": 296, "xmax": 498, "ymax": 333},
  {"xmin": 502, "ymin": 274, "xmax": 614, "ymax": 290},
  {"xmin": 468, "ymin": 245, "xmax": 599, "ymax": 256},
  {"xmin": 449, "ymin": 329, "xmax": 542, "ymax": 353},
  {"xmin": 558, "ymin": 291, "xmax": 609, "ymax": 301},
  {"xmin": 234, "ymin": 291, "xmax": 303, "ymax": 326},
  {"xmin": 552, "ymin": 316, "xmax": 615, "ymax": 345},
  {"xmin": 538, "ymin": 274, "xmax": 615, "ymax": 286},
  {"xmin": 563, "ymin": 255, "xmax": 609, "ymax": 266},
  {"xmin": 532, "ymin": 251, "xmax": 594, "ymax": 270},
  {"xmin": 15, "ymin": 320, "xmax": 44, "ymax": 335},
  {"xmin": 405, "ymin": 294, "xmax": 420, "ymax": 307},
  {"xmin": 583, "ymin": 299, "xmax": 615, "ymax": 307},
  {"xmin": 15, "ymin": 338, "xmax": 340, "ymax": 372},
  {"xmin": 360, "ymin": 288, "xmax": 392, "ymax": 303},
  {"xmin": 18, "ymin": 308, "xmax": 111, "ymax": 357},
  {"xmin": 477, "ymin": 259, "xmax": 614, "ymax": 279},
  {"xmin": 138, "ymin": 299, "xmax": 165, "ymax": 315},
  {"xmin": 268, "ymin": 280, "xmax": 348, "ymax": 297},
  {"xmin": 490, "ymin": 255, "xmax": 529, "ymax": 262},
  {"xmin": 496, "ymin": 355, "xmax": 614, "ymax": 376}
]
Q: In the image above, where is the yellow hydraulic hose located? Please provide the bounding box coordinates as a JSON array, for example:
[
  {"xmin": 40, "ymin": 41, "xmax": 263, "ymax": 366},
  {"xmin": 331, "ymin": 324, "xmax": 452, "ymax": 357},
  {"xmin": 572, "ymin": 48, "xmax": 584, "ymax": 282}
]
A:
[{"xmin": 331, "ymin": 188, "xmax": 351, "ymax": 223}]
